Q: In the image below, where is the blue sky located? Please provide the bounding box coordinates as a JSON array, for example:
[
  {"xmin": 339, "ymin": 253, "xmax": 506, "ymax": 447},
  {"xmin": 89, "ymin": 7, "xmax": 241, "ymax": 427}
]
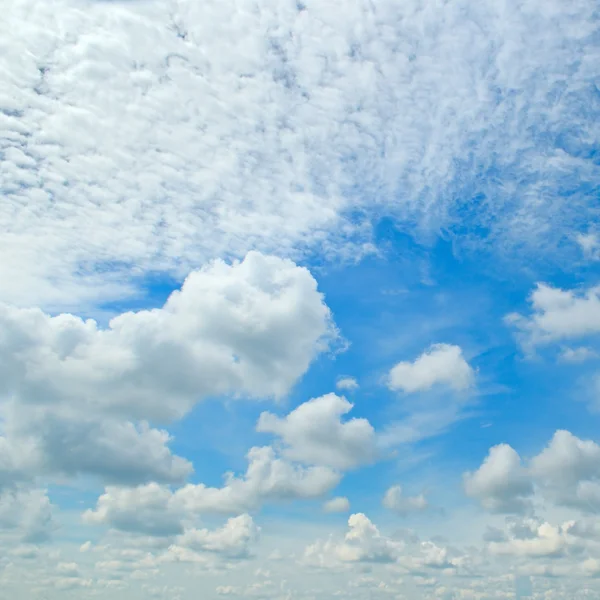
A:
[{"xmin": 1, "ymin": 0, "xmax": 600, "ymax": 598}]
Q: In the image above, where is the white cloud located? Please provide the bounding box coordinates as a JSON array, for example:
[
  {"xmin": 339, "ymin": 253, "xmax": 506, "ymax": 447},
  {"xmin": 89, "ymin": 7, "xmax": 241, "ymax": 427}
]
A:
[
  {"xmin": 257, "ymin": 394, "xmax": 376, "ymax": 470},
  {"xmin": 304, "ymin": 513, "xmax": 403, "ymax": 567},
  {"xmin": 0, "ymin": 252, "xmax": 334, "ymax": 488},
  {"xmin": 336, "ymin": 378, "xmax": 359, "ymax": 392},
  {"xmin": 508, "ymin": 283, "xmax": 600, "ymax": 349},
  {"xmin": 83, "ymin": 483, "xmax": 185, "ymax": 538},
  {"xmin": 530, "ymin": 430, "xmax": 600, "ymax": 512},
  {"xmin": 176, "ymin": 514, "xmax": 259, "ymax": 558},
  {"xmin": 559, "ymin": 346, "xmax": 598, "ymax": 363},
  {"xmin": 388, "ymin": 344, "xmax": 474, "ymax": 394},
  {"xmin": 323, "ymin": 497, "xmax": 350, "ymax": 513},
  {"xmin": 0, "ymin": 488, "xmax": 56, "ymax": 544},
  {"xmin": 175, "ymin": 446, "xmax": 340, "ymax": 514},
  {"xmin": 577, "ymin": 233, "xmax": 600, "ymax": 261},
  {"xmin": 85, "ymin": 446, "xmax": 341, "ymax": 536},
  {"xmin": 382, "ymin": 486, "xmax": 428, "ymax": 515},
  {"xmin": 486, "ymin": 517, "xmax": 576, "ymax": 559},
  {"xmin": 466, "ymin": 430, "xmax": 600, "ymax": 516},
  {"xmin": 1, "ymin": 0, "xmax": 598, "ymax": 307},
  {"xmin": 464, "ymin": 444, "xmax": 533, "ymax": 514},
  {"xmin": 0, "ymin": 252, "xmax": 334, "ymax": 422}
]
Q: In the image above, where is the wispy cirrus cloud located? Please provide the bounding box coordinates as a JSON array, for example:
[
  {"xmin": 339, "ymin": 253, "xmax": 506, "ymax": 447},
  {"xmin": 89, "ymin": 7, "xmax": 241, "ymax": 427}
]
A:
[{"xmin": 1, "ymin": 0, "xmax": 599, "ymax": 307}]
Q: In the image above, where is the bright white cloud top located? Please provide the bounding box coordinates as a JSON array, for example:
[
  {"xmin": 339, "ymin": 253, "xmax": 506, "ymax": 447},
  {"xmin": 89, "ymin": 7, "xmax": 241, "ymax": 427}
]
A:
[{"xmin": 1, "ymin": 0, "xmax": 599, "ymax": 598}]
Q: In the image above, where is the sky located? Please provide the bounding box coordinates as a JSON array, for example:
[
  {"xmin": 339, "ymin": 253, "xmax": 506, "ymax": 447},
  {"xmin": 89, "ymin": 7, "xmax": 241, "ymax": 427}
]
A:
[{"xmin": 1, "ymin": 0, "xmax": 600, "ymax": 598}]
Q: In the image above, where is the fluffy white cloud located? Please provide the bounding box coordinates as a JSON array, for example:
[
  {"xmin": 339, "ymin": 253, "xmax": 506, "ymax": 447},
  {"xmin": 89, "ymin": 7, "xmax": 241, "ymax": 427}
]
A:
[
  {"xmin": 0, "ymin": 252, "xmax": 334, "ymax": 489},
  {"xmin": 0, "ymin": 0, "xmax": 597, "ymax": 307},
  {"xmin": 508, "ymin": 283, "xmax": 600, "ymax": 348},
  {"xmin": 176, "ymin": 514, "xmax": 259, "ymax": 559},
  {"xmin": 382, "ymin": 486, "xmax": 428, "ymax": 515},
  {"xmin": 304, "ymin": 513, "xmax": 404, "ymax": 567},
  {"xmin": 323, "ymin": 497, "xmax": 350, "ymax": 513},
  {"xmin": 466, "ymin": 431, "xmax": 600, "ymax": 515},
  {"xmin": 388, "ymin": 344, "xmax": 474, "ymax": 394},
  {"xmin": 175, "ymin": 446, "xmax": 340, "ymax": 515},
  {"xmin": 464, "ymin": 444, "xmax": 533, "ymax": 514},
  {"xmin": 530, "ymin": 430, "xmax": 600, "ymax": 512},
  {"xmin": 0, "ymin": 252, "xmax": 334, "ymax": 422},
  {"xmin": 257, "ymin": 394, "xmax": 376, "ymax": 470},
  {"xmin": 83, "ymin": 483, "xmax": 185, "ymax": 538},
  {"xmin": 85, "ymin": 445, "xmax": 340, "ymax": 537},
  {"xmin": 336, "ymin": 378, "xmax": 359, "ymax": 392},
  {"xmin": 485, "ymin": 517, "xmax": 582, "ymax": 559}
]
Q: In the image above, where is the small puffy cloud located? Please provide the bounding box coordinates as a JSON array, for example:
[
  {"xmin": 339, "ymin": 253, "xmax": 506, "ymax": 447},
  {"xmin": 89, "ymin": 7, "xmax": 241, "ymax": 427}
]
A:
[
  {"xmin": 559, "ymin": 347, "xmax": 598, "ymax": 363},
  {"xmin": 256, "ymin": 394, "xmax": 377, "ymax": 470},
  {"xmin": 323, "ymin": 497, "xmax": 350, "ymax": 513},
  {"xmin": 176, "ymin": 514, "xmax": 259, "ymax": 558},
  {"xmin": 304, "ymin": 513, "xmax": 404, "ymax": 567},
  {"xmin": 507, "ymin": 283, "xmax": 600, "ymax": 348},
  {"xmin": 388, "ymin": 344, "xmax": 474, "ymax": 394},
  {"xmin": 336, "ymin": 377, "xmax": 359, "ymax": 392},
  {"xmin": 382, "ymin": 485, "xmax": 428, "ymax": 515},
  {"xmin": 577, "ymin": 233, "xmax": 600, "ymax": 261},
  {"xmin": 464, "ymin": 444, "xmax": 533, "ymax": 514}
]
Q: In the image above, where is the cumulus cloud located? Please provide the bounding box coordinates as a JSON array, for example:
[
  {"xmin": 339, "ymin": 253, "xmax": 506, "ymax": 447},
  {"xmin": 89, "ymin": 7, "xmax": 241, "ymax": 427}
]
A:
[
  {"xmin": 530, "ymin": 430, "xmax": 600, "ymax": 512},
  {"xmin": 85, "ymin": 445, "xmax": 340, "ymax": 536},
  {"xmin": 508, "ymin": 283, "xmax": 600, "ymax": 349},
  {"xmin": 323, "ymin": 497, "xmax": 350, "ymax": 513},
  {"xmin": 176, "ymin": 514, "xmax": 259, "ymax": 559},
  {"xmin": 0, "ymin": 252, "xmax": 334, "ymax": 422},
  {"xmin": 388, "ymin": 344, "xmax": 474, "ymax": 394},
  {"xmin": 1, "ymin": 0, "xmax": 598, "ymax": 306},
  {"xmin": 257, "ymin": 394, "xmax": 376, "ymax": 470},
  {"xmin": 464, "ymin": 444, "xmax": 533, "ymax": 514},
  {"xmin": 304, "ymin": 513, "xmax": 403, "ymax": 567},
  {"xmin": 0, "ymin": 252, "xmax": 334, "ymax": 489},
  {"xmin": 336, "ymin": 378, "xmax": 359, "ymax": 392},
  {"xmin": 486, "ymin": 517, "xmax": 577, "ymax": 559},
  {"xmin": 83, "ymin": 483, "xmax": 186, "ymax": 538},
  {"xmin": 382, "ymin": 486, "xmax": 428, "ymax": 515},
  {"xmin": 559, "ymin": 347, "xmax": 598, "ymax": 363},
  {"xmin": 466, "ymin": 431, "xmax": 600, "ymax": 515}
]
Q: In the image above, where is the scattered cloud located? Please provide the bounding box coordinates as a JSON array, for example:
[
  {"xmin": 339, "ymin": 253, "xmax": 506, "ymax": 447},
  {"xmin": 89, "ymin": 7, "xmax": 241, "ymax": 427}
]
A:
[
  {"xmin": 388, "ymin": 344, "xmax": 474, "ymax": 394},
  {"xmin": 336, "ymin": 378, "xmax": 359, "ymax": 392},
  {"xmin": 464, "ymin": 444, "xmax": 533, "ymax": 514},
  {"xmin": 323, "ymin": 497, "xmax": 351, "ymax": 514},
  {"xmin": 508, "ymin": 283, "xmax": 600, "ymax": 350},
  {"xmin": 382, "ymin": 486, "xmax": 428, "ymax": 515},
  {"xmin": 257, "ymin": 394, "xmax": 377, "ymax": 470}
]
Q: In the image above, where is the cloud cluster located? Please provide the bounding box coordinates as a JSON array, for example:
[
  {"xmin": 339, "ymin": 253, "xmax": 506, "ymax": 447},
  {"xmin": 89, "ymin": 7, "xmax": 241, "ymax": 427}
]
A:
[
  {"xmin": 257, "ymin": 393, "xmax": 376, "ymax": 470},
  {"xmin": 0, "ymin": 252, "xmax": 334, "ymax": 493},
  {"xmin": 465, "ymin": 430, "xmax": 600, "ymax": 515},
  {"xmin": 508, "ymin": 283, "xmax": 600, "ymax": 350},
  {"xmin": 388, "ymin": 344, "xmax": 474, "ymax": 394}
]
